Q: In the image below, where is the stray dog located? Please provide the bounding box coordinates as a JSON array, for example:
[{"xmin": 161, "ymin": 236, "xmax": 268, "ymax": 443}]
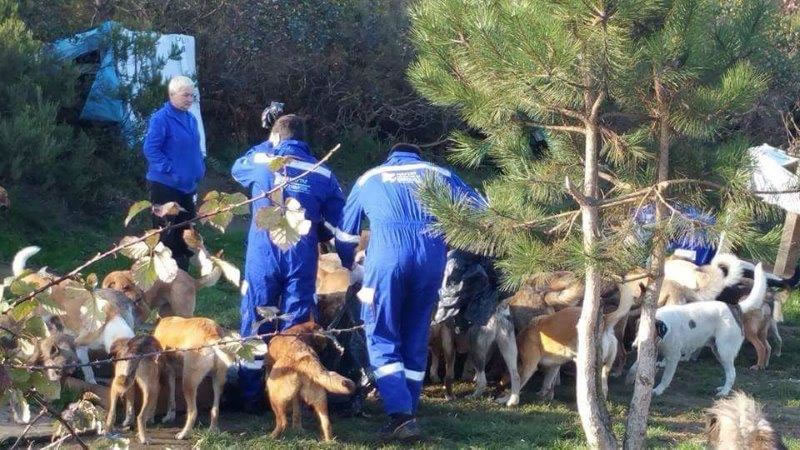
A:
[
  {"xmin": 6, "ymin": 332, "xmax": 80, "ymax": 424},
  {"xmin": 717, "ymin": 279, "xmax": 783, "ymax": 370},
  {"xmin": 104, "ymin": 335, "xmax": 162, "ymax": 444},
  {"xmin": 153, "ymin": 316, "xmax": 238, "ymax": 440},
  {"xmin": 11, "ymin": 246, "xmax": 137, "ymax": 384},
  {"xmin": 628, "ymin": 263, "xmax": 767, "ymax": 396},
  {"xmin": 501, "ymin": 278, "xmax": 642, "ymax": 402},
  {"xmin": 428, "ymin": 318, "xmax": 457, "ymax": 400},
  {"xmin": 706, "ymin": 391, "xmax": 786, "ymax": 450},
  {"xmin": 102, "ymin": 265, "xmax": 221, "ymax": 319},
  {"xmin": 664, "ymin": 253, "xmax": 743, "ymax": 302},
  {"xmin": 265, "ymin": 321, "xmax": 356, "ymax": 442}
]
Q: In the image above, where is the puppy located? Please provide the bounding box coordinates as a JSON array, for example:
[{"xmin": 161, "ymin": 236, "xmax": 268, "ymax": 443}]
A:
[
  {"xmin": 664, "ymin": 253, "xmax": 743, "ymax": 302},
  {"xmin": 153, "ymin": 316, "xmax": 237, "ymax": 440},
  {"xmin": 502, "ymin": 278, "xmax": 641, "ymax": 403},
  {"xmin": 105, "ymin": 335, "xmax": 162, "ymax": 444},
  {"xmin": 265, "ymin": 321, "xmax": 356, "ymax": 442},
  {"xmin": 11, "ymin": 247, "xmax": 137, "ymax": 384},
  {"xmin": 628, "ymin": 263, "xmax": 767, "ymax": 396},
  {"xmin": 102, "ymin": 266, "xmax": 221, "ymax": 319},
  {"xmin": 706, "ymin": 391, "xmax": 786, "ymax": 450}
]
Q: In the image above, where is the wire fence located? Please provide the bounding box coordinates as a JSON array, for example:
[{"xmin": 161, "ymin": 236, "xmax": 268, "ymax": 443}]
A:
[{"xmin": 2, "ymin": 324, "xmax": 364, "ymax": 371}]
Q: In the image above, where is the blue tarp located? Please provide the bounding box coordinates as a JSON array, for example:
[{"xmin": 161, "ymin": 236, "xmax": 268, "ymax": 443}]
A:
[{"xmin": 49, "ymin": 21, "xmax": 206, "ymax": 153}]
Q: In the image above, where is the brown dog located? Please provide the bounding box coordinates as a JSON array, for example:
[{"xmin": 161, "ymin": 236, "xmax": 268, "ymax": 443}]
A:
[
  {"xmin": 502, "ymin": 279, "xmax": 642, "ymax": 402},
  {"xmin": 102, "ymin": 267, "xmax": 220, "ymax": 319},
  {"xmin": 105, "ymin": 335, "xmax": 162, "ymax": 444},
  {"xmin": 266, "ymin": 321, "xmax": 355, "ymax": 442},
  {"xmin": 153, "ymin": 316, "xmax": 236, "ymax": 440}
]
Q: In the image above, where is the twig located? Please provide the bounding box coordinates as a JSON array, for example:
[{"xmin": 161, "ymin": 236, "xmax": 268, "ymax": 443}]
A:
[
  {"xmin": 2, "ymin": 324, "xmax": 364, "ymax": 371},
  {"xmin": 3, "ymin": 144, "xmax": 341, "ymax": 317},
  {"xmin": 10, "ymin": 408, "xmax": 47, "ymax": 449},
  {"xmin": 34, "ymin": 394, "xmax": 88, "ymax": 450}
]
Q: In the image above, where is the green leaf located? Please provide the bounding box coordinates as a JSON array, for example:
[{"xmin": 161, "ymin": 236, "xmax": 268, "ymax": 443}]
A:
[
  {"xmin": 10, "ymin": 299, "xmax": 38, "ymax": 322},
  {"xmin": 124, "ymin": 200, "xmax": 152, "ymax": 227},
  {"xmin": 119, "ymin": 236, "xmax": 151, "ymax": 259},
  {"xmin": 131, "ymin": 256, "xmax": 158, "ymax": 291},
  {"xmin": 198, "ymin": 198, "xmax": 220, "ymax": 219},
  {"xmin": 10, "ymin": 279, "xmax": 36, "ymax": 297},
  {"xmin": 236, "ymin": 343, "xmax": 254, "ymax": 361},
  {"xmin": 85, "ymin": 273, "xmax": 98, "ymax": 290},
  {"xmin": 255, "ymin": 205, "xmax": 283, "ymax": 230},
  {"xmin": 209, "ymin": 210, "xmax": 234, "ymax": 233},
  {"xmin": 210, "ymin": 256, "xmax": 241, "ymax": 287},
  {"xmin": 8, "ymin": 368, "xmax": 31, "ymax": 385},
  {"xmin": 153, "ymin": 246, "xmax": 178, "ymax": 282},
  {"xmin": 222, "ymin": 192, "xmax": 249, "ymax": 215},
  {"xmin": 268, "ymin": 156, "xmax": 292, "ymax": 172},
  {"xmin": 23, "ymin": 316, "xmax": 48, "ymax": 338},
  {"xmin": 204, "ymin": 190, "xmax": 220, "ymax": 202},
  {"xmin": 152, "ymin": 201, "xmax": 186, "ymax": 218},
  {"xmin": 31, "ymin": 371, "xmax": 61, "ymax": 400},
  {"xmin": 145, "ymin": 230, "xmax": 161, "ymax": 250},
  {"xmin": 37, "ymin": 293, "xmax": 65, "ymax": 316}
]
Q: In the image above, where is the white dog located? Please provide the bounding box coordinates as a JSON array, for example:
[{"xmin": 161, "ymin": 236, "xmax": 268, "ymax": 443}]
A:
[{"xmin": 628, "ymin": 262, "xmax": 766, "ymax": 397}]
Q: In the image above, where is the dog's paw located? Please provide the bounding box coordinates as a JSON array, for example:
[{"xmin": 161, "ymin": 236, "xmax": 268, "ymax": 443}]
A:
[
  {"xmin": 175, "ymin": 430, "xmax": 189, "ymax": 440},
  {"xmin": 137, "ymin": 436, "xmax": 151, "ymax": 445},
  {"xmin": 537, "ymin": 390, "xmax": 554, "ymax": 402},
  {"xmin": 430, "ymin": 374, "xmax": 441, "ymax": 384},
  {"xmin": 652, "ymin": 387, "xmax": 665, "ymax": 396},
  {"xmin": 714, "ymin": 386, "xmax": 730, "ymax": 397},
  {"xmin": 655, "ymin": 360, "xmax": 666, "ymax": 368},
  {"xmin": 749, "ymin": 364, "xmax": 764, "ymax": 371},
  {"xmin": 504, "ymin": 393, "xmax": 520, "ymax": 407}
]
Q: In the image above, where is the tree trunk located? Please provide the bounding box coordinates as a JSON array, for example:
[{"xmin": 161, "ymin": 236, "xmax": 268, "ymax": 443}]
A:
[
  {"xmin": 623, "ymin": 110, "xmax": 670, "ymax": 450},
  {"xmin": 575, "ymin": 121, "xmax": 618, "ymax": 449}
]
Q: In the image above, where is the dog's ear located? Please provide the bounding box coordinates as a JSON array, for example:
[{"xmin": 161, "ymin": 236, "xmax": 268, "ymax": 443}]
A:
[
  {"xmin": 704, "ymin": 412, "xmax": 719, "ymax": 446},
  {"xmin": 638, "ymin": 282, "xmax": 647, "ymax": 297},
  {"xmin": 655, "ymin": 320, "xmax": 668, "ymax": 339},
  {"xmin": 109, "ymin": 339, "xmax": 127, "ymax": 358}
]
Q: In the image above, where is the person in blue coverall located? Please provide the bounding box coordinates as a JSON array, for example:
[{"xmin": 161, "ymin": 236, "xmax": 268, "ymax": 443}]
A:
[
  {"xmin": 335, "ymin": 143, "xmax": 486, "ymax": 440},
  {"xmin": 231, "ymin": 114, "xmax": 346, "ymax": 409},
  {"xmin": 142, "ymin": 75, "xmax": 205, "ymax": 271}
]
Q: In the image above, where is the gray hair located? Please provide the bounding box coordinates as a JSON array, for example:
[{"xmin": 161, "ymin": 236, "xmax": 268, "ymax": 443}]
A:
[{"xmin": 168, "ymin": 75, "xmax": 195, "ymax": 94}]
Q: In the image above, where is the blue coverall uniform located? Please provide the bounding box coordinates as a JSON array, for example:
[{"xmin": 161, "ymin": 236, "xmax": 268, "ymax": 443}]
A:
[
  {"xmin": 231, "ymin": 139, "xmax": 345, "ymax": 404},
  {"xmin": 635, "ymin": 203, "xmax": 716, "ymax": 264},
  {"xmin": 335, "ymin": 149, "xmax": 485, "ymax": 416}
]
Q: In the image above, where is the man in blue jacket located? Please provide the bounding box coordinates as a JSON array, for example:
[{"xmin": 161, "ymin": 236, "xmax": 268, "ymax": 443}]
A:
[
  {"xmin": 142, "ymin": 75, "xmax": 205, "ymax": 271},
  {"xmin": 231, "ymin": 114, "xmax": 346, "ymax": 409},
  {"xmin": 335, "ymin": 144, "xmax": 485, "ymax": 440}
]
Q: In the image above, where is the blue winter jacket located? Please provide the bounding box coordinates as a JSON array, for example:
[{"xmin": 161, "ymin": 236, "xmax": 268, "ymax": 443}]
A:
[
  {"xmin": 334, "ymin": 150, "xmax": 487, "ymax": 270},
  {"xmin": 142, "ymin": 102, "xmax": 205, "ymax": 194}
]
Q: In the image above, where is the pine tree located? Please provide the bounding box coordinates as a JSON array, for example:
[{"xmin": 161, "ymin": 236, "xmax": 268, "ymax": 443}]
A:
[{"xmin": 408, "ymin": 0, "xmax": 781, "ymax": 447}]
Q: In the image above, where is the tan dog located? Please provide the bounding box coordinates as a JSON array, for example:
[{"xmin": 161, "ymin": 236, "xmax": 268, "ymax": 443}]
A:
[
  {"xmin": 105, "ymin": 335, "xmax": 162, "ymax": 444},
  {"xmin": 153, "ymin": 316, "xmax": 237, "ymax": 440},
  {"xmin": 501, "ymin": 278, "xmax": 642, "ymax": 402},
  {"xmin": 102, "ymin": 267, "xmax": 220, "ymax": 319},
  {"xmin": 266, "ymin": 321, "xmax": 355, "ymax": 441},
  {"xmin": 706, "ymin": 391, "xmax": 786, "ymax": 450}
]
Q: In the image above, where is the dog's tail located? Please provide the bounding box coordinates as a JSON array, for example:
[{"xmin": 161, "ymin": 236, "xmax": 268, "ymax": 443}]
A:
[
  {"xmin": 296, "ymin": 354, "xmax": 356, "ymax": 395},
  {"xmin": 711, "ymin": 253, "xmax": 744, "ymax": 288},
  {"xmin": 604, "ymin": 279, "xmax": 640, "ymax": 333},
  {"xmin": 738, "ymin": 263, "xmax": 766, "ymax": 314},
  {"xmin": 12, "ymin": 246, "xmax": 40, "ymax": 277},
  {"xmin": 706, "ymin": 391, "xmax": 785, "ymax": 450}
]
